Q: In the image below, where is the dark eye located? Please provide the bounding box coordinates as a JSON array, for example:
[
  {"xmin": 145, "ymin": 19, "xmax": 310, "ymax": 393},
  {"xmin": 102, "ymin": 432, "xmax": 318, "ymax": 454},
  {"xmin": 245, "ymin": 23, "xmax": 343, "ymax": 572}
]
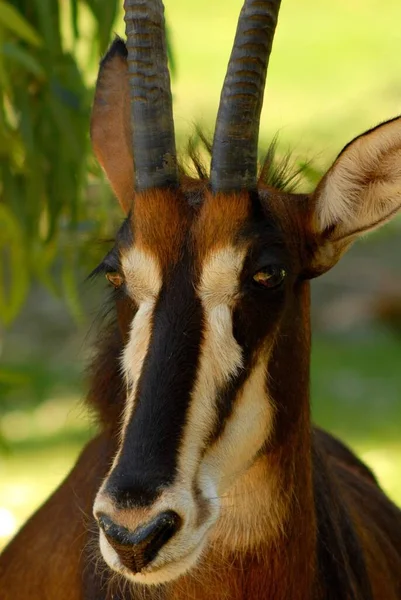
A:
[
  {"xmin": 252, "ymin": 266, "xmax": 287, "ymax": 289},
  {"xmin": 106, "ymin": 272, "xmax": 124, "ymax": 288}
]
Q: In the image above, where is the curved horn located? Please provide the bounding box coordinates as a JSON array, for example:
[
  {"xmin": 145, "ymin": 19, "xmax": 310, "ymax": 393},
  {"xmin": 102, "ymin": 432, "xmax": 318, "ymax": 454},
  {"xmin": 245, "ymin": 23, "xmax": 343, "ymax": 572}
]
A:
[
  {"xmin": 211, "ymin": 0, "xmax": 282, "ymax": 193},
  {"xmin": 124, "ymin": 0, "xmax": 178, "ymax": 190}
]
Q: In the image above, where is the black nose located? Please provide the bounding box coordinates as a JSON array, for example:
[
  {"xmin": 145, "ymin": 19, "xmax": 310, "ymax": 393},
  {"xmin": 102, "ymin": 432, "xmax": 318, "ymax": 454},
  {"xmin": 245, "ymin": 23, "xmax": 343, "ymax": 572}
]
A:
[{"xmin": 97, "ymin": 510, "xmax": 181, "ymax": 573}]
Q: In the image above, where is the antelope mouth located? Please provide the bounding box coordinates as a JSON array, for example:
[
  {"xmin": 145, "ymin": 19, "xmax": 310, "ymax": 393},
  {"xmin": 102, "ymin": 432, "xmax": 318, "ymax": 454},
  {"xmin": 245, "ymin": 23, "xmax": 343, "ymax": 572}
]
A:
[
  {"xmin": 100, "ymin": 526, "xmax": 210, "ymax": 585},
  {"xmin": 95, "ymin": 464, "xmax": 222, "ymax": 585}
]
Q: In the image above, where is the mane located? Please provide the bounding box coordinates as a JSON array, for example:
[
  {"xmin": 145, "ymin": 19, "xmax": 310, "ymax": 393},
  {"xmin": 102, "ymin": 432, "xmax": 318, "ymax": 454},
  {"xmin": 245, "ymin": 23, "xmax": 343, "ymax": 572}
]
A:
[
  {"xmin": 85, "ymin": 293, "xmax": 125, "ymax": 429},
  {"xmin": 182, "ymin": 130, "xmax": 310, "ymax": 192}
]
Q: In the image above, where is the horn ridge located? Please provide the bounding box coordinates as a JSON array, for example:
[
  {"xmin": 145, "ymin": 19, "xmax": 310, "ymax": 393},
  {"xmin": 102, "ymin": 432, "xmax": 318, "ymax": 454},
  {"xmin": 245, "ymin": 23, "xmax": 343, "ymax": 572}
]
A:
[
  {"xmin": 124, "ymin": 0, "xmax": 178, "ymax": 191},
  {"xmin": 211, "ymin": 0, "xmax": 282, "ymax": 193}
]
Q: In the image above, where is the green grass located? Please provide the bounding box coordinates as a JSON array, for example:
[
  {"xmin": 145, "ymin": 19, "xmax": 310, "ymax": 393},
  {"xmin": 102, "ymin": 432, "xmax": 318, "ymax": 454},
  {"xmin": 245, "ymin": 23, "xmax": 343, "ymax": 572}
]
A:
[
  {"xmin": 311, "ymin": 334, "xmax": 401, "ymax": 501},
  {"xmin": 0, "ymin": 398, "xmax": 93, "ymax": 549},
  {"xmin": 0, "ymin": 443, "xmax": 87, "ymax": 547}
]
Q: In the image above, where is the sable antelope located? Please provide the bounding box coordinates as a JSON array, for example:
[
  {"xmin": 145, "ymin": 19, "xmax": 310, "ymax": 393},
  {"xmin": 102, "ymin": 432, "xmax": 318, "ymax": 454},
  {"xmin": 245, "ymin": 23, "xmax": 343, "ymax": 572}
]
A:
[{"xmin": 1, "ymin": 0, "xmax": 401, "ymax": 598}]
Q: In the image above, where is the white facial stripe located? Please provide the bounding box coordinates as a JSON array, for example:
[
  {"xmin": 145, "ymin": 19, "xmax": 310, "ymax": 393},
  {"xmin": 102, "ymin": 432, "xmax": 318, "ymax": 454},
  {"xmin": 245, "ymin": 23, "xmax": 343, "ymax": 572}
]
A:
[
  {"xmin": 122, "ymin": 247, "xmax": 162, "ymax": 304},
  {"xmin": 101, "ymin": 298, "xmax": 157, "ymax": 478},
  {"xmin": 200, "ymin": 354, "xmax": 279, "ymax": 549},
  {"xmin": 119, "ymin": 247, "xmax": 162, "ymax": 433},
  {"xmin": 195, "ymin": 249, "xmax": 274, "ymax": 499},
  {"xmin": 95, "ymin": 247, "xmax": 163, "ymax": 513},
  {"xmin": 177, "ymin": 303, "xmax": 244, "ymax": 483},
  {"xmin": 175, "ymin": 247, "xmax": 246, "ymax": 484},
  {"xmin": 121, "ymin": 299, "xmax": 156, "ymax": 430},
  {"xmin": 198, "ymin": 246, "xmax": 247, "ymax": 309},
  {"xmin": 101, "ymin": 248, "xmax": 162, "ymax": 474},
  {"xmin": 201, "ymin": 354, "xmax": 274, "ymax": 494}
]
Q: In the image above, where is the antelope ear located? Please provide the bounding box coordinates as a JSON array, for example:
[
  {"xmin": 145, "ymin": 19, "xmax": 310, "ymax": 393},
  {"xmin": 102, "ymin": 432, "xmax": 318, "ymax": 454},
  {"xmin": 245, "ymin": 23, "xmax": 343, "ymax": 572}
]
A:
[
  {"xmin": 308, "ymin": 117, "xmax": 401, "ymax": 276},
  {"xmin": 91, "ymin": 38, "xmax": 134, "ymax": 214}
]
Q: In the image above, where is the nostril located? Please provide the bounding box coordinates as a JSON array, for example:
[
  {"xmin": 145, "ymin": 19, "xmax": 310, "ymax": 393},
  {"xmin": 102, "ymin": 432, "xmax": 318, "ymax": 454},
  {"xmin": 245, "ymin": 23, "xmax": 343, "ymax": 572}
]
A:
[
  {"xmin": 97, "ymin": 513, "xmax": 131, "ymax": 545},
  {"xmin": 97, "ymin": 510, "xmax": 181, "ymax": 573},
  {"xmin": 131, "ymin": 510, "xmax": 181, "ymax": 558}
]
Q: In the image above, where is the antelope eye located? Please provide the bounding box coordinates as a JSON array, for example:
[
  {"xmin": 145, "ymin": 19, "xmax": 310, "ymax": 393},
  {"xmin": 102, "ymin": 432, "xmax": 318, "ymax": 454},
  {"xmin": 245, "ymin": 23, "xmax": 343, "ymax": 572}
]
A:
[
  {"xmin": 253, "ymin": 266, "xmax": 287, "ymax": 289},
  {"xmin": 106, "ymin": 272, "xmax": 124, "ymax": 288}
]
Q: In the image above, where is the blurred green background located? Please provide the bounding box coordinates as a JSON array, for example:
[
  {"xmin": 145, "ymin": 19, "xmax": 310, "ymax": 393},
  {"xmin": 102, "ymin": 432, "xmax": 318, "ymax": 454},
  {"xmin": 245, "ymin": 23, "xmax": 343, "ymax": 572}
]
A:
[{"xmin": 0, "ymin": 0, "xmax": 401, "ymax": 550}]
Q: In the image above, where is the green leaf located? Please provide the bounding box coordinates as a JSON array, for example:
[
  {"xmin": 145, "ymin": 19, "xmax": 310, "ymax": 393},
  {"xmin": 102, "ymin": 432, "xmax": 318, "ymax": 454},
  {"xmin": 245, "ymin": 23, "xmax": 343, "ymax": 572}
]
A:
[
  {"xmin": 70, "ymin": 0, "xmax": 79, "ymax": 41},
  {"xmin": 47, "ymin": 90, "xmax": 81, "ymax": 156},
  {"xmin": 0, "ymin": 429, "xmax": 9, "ymax": 454},
  {"xmin": 0, "ymin": 204, "xmax": 29, "ymax": 325},
  {"xmin": 1, "ymin": 41, "xmax": 45, "ymax": 78},
  {"xmin": 0, "ymin": 2, "xmax": 42, "ymax": 47},
  {"xmin": 0, "ymin": 129, "xmax": 24, "ymax": 164},
  {"xmin": 86, "ymin": 0, "xmax": 117, "ymax": 53},
  {"xmin": 32, "ymin": 0, "xmax": 61, "ymax": 55},
  {"xmin": 0, "ymin": 368, "xmax": 30, "ymax": 386},
  {"xmin": 31, "ymin": 240, "xmax": 59, "ymax": 296},
  {"xmin": 0, "ymin": 37, "xmax": 11, "ymax": 91}
]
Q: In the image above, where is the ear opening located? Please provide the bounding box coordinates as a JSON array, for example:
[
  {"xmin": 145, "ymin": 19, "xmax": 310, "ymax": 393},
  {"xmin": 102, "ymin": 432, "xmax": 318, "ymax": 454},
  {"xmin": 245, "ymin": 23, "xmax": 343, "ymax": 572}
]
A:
[
  {"xmin": 308, "ymin": 116, "xmax": 401, "ymax": 275},
  {"xmin": 91, "ymin": 37, "xmax": 134, "ymax": 214}
]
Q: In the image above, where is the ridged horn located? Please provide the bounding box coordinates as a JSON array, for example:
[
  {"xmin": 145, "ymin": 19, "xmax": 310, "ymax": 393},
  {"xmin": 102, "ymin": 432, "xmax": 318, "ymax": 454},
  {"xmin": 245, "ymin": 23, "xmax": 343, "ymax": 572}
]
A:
[
  {"xmin": 211, "ymin": 0, "xmax": 282, "ymax": 193},
  {"xmin": 124, "ymin": 0, "xmax": 178, "ymax": 190}
]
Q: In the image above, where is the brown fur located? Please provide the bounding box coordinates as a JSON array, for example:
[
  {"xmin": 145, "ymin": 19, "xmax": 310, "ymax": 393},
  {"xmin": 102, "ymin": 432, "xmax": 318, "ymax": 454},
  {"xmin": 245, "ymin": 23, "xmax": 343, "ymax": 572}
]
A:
[
  {"xmin": 193, "ymin": 191, "xmax": 252, "ymax": 261},
  {"xmin": 130, "ymin": 189, "xmax": 190, "ymax": 270}
]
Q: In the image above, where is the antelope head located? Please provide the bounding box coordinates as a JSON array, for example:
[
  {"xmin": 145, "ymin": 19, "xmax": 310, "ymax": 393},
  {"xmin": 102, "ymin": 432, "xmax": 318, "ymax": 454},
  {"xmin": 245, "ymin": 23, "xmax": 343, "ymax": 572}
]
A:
[{"xmin": 91, "ymin": 0, "xmax": 401, "ymax": 586}]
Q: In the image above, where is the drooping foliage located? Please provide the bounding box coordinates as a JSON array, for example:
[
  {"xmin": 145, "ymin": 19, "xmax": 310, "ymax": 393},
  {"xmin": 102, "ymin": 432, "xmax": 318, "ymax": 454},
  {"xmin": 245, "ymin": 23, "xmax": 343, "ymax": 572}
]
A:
[{"xmin": 0, "ymin": 0, "xmax": 121, "ymax": 325}]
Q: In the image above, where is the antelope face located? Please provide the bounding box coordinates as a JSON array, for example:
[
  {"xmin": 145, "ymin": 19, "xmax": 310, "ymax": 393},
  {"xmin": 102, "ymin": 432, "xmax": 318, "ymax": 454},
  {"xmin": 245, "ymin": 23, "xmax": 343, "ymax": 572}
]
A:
[
  {"xmin": 93, "ymin": 186, "xmax": 301, "ymax": 584},
  {"xmin": 91, "ymin": 0, "xmax": 401, "ymax": 588}
]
